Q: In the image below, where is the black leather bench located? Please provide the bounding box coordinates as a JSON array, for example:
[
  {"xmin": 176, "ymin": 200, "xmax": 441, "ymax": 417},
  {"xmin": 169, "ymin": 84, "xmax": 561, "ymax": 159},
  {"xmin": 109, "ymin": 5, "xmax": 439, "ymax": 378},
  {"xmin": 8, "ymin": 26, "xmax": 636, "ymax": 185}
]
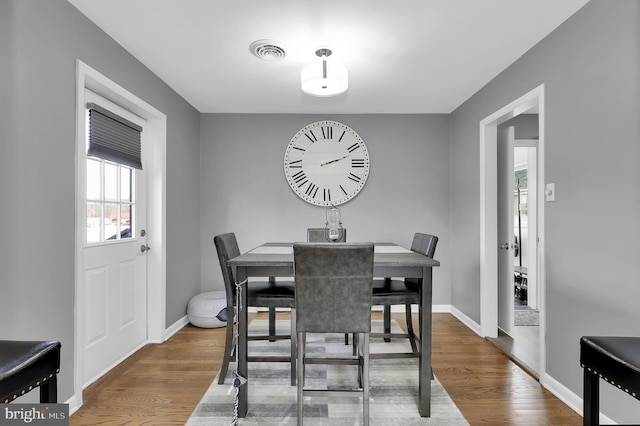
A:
[
  {"xmin": 0, "ymin": 340, "xmax": 61, "ymax": 403},
  {"xmin": 580, "ymin": 336, "xmax": 640, "ymax": 425}
]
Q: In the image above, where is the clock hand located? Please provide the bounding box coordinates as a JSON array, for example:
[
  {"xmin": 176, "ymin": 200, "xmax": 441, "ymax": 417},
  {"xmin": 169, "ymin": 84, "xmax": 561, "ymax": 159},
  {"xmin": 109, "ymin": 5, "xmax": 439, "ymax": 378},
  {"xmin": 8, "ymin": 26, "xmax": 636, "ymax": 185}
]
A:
[{"xmin": 320, "ymin": 154, "xmax": 350, "ymax": 167}]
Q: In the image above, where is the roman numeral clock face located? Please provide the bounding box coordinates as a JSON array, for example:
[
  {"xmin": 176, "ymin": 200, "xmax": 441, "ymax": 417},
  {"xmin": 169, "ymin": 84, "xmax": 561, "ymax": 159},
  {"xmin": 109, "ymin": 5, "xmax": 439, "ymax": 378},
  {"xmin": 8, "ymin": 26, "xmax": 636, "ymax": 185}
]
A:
[{"xmin": 284, "ymin": 121, "xmax": 370, "ymax": 206}]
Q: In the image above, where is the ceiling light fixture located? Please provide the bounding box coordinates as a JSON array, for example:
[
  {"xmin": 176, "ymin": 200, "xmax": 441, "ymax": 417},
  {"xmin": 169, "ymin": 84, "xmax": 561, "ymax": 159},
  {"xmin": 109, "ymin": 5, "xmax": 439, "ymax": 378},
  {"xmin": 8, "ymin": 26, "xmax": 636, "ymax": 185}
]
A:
[{"xmin": 301, "ymin": 48, "xmax": 348, "ymax": 97}]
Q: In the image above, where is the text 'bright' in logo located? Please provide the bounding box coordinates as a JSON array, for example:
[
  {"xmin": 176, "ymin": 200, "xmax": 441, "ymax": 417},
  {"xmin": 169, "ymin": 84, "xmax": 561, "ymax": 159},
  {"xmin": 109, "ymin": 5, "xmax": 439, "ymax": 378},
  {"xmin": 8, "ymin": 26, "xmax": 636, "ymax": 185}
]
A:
[{"xmin": 4, "ymin": 406, "xmax": 67, "ymax": 423}]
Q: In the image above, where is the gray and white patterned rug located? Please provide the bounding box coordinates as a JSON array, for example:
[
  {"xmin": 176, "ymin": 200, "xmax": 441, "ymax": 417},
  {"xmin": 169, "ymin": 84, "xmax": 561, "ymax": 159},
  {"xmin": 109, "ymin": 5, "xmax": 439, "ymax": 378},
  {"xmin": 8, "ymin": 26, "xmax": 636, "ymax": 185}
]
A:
[
  {"xmin": 514, "ymin": 309, "xmax": 540, "ymax": 326},
  {"xmin": 187, "ymin": 320, "xmax": 468, "ymax": 425}
]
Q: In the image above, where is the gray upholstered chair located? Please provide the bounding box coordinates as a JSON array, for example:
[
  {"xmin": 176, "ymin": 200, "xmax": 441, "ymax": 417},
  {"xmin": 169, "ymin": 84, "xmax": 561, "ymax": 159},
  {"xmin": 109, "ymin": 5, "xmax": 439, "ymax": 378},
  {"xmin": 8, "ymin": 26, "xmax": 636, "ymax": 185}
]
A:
[
  {"xmin": 294, "ymin": 242, "xmax": 374, "ymax": 426},
  {"xmin": 580, "ymin": 336, "xmax": 640, "ymax": 425},
  {"xmin": 307, "ymin": 227, "xmax": 351, "ymax": 348},
  {"xmin": 306, "ymin": 227, "xmax": 346, "ymax": 243},
  {"xmin": 214, "ymin": 233, "xmax": 296, "ymax": 385},
  {"xmin": 371, "ymin": 233, "xmax": 438, "ymax": 356}
]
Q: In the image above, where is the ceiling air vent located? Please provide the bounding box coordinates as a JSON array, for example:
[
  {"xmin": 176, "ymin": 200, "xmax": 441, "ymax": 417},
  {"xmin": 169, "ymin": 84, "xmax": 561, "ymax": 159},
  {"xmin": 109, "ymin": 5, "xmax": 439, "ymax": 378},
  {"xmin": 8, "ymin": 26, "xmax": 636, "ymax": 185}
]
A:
[{"xmin": 250, "ymin": 40, "xmax": 286, "ymax": 62}]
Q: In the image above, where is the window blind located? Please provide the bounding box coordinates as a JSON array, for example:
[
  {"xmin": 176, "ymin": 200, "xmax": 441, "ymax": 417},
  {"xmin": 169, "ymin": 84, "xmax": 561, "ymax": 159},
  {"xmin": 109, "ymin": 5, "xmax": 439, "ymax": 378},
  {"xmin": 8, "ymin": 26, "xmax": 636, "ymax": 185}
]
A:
[{"xmin": 87, "ymin": 102, "xmax": 143, "ymax": 170}]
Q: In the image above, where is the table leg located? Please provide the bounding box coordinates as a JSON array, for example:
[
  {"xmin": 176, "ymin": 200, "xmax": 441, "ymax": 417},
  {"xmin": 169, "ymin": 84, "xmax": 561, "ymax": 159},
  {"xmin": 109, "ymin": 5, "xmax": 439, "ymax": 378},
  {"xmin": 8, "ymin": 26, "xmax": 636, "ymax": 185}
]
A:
[
  {"xmin": 236, "ymin": 266, "xmax": 249, "ymax": 418},
  {"xmin": 419, "ymin": 266, "xmax": 433, "ymax": 417}
]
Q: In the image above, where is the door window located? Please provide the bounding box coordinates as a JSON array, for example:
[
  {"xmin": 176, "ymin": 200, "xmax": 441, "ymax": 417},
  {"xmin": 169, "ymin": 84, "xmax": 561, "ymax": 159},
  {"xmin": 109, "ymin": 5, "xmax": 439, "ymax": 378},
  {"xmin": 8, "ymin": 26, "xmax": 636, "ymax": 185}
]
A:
[{"xmin": 86, "ymin": 124, "xmax": 136, "ymax": 244}]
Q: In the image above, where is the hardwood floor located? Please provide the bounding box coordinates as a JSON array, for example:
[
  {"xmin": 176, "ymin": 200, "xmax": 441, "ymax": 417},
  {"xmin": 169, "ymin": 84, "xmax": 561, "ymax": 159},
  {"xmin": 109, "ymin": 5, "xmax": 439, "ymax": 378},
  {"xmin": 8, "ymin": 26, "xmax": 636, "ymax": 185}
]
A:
[{"xmin": 70, "ymin": 312, "xmax": 581, "ymax": 425}]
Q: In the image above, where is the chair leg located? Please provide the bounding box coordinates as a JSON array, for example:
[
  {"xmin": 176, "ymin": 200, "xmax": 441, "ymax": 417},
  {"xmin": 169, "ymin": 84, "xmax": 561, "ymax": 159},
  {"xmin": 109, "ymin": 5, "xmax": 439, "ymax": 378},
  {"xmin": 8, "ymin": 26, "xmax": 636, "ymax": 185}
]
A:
[
  {"xmin": 39, "ymin": 376, "xmax": 57, "ymax": 403},
  {"xmin": 297, "ymin": 331, "xmax": 305, "ymax": 426},
  {"xmin": 383, "ymin": 306, "xmax": 391, "ymax": 342},
  {"xmin": 583, "ymin": 369, "xmax": 599, "ymax": 426},
  {"xmin": 218, "ymin": 317, "xmax": 235, "ymax": 384},
  {"xmin": 344, "ymin": 333, "xmax": 349, "ymax": 345},
  {"xmin": 356, "ymin": 333, "xmax": 363, "ymax": 388},
  {"xmin": 353, "ymin": 333, "xmax": 357, "ymax": 356},
  {"xmin": 405, "ymin": 304, "xmax": 419, "ymax": 353},
  {"xmin": 363, "ymin": 333, "xmax": 370, "ymax": 426},
  {"xmin": 291, "ymin": 309, "xmax": 297, "ymax": 386},
  {"xmin": 269, "ymin": 307, "xmax": 277, "ymax": 342}
]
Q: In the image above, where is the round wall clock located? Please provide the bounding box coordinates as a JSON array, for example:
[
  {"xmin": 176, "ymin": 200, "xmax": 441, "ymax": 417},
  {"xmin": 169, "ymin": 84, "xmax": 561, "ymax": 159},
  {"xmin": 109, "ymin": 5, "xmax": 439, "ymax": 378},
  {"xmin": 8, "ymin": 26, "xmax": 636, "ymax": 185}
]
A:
[{"xmin": 284, "ymin": 120, "xmax": 370, "ymax": 206}]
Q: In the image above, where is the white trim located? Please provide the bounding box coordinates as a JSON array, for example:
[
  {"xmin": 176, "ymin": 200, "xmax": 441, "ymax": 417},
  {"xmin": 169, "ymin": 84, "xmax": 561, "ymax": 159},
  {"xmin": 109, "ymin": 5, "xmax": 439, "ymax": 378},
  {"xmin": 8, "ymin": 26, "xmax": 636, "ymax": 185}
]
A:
[
  {"xmin": 479, "ymin": 121, "xmax": 498, "ymax": 338},
  {"xmin": 479, "ymin": 84, "xmax": 546, "ymax": 377},
  {"xmin": 451, "ymin": 305, "xmax": 482, "ymax": 336},
  {"xmin": 83, "ymin": 341, "xmax": 147, "ymax": 388},
  {"xmin": 165, "ymin": 315, "xmax": 190, "ymax": 340},
  {"xmin": 540, "ymin": 373, "xmax": 615, "ymax": 424},
  {"xmin": 74, "ymin": 60, "xmax": 167, "ymax": 411}
]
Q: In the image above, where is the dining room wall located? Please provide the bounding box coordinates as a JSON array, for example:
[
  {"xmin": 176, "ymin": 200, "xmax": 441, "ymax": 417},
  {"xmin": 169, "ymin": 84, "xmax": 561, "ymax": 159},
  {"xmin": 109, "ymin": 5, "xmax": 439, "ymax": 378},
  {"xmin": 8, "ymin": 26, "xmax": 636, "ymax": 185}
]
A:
[
  {"xmin": 1, "ymin": 0, "xmax": 202, "ymax": 403},
  {"xmin": 449, "ymin": 0, "xmax": 640, "ymax": 421},
  {"xmin": 199, "ymin": 113, "xmax": 452, "ymax": 305}
]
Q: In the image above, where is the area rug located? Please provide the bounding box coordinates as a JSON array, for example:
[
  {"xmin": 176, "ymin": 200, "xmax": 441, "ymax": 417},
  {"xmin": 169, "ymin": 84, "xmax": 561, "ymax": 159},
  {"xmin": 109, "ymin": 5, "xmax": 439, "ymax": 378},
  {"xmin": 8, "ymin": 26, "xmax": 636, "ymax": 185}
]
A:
[
  {"xmin": 514, "ymin": 309, "xmax": 540, "ymax": 326},
  {"xmin": 187, "ymin": 320, "xmax": 469, "ymax": 425}
]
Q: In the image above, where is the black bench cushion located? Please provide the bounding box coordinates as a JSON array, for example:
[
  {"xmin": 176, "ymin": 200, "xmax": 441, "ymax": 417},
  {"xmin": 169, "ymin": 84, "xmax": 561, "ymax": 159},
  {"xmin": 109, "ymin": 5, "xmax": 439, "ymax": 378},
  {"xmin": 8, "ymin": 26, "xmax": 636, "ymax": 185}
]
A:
[
  {"xmin": 0, "ymin": 340, "xmax": 61, "ymax": 403},
  {"xmin": 580, "ymin": 336, "xmax": 640, "ymax": 400}
]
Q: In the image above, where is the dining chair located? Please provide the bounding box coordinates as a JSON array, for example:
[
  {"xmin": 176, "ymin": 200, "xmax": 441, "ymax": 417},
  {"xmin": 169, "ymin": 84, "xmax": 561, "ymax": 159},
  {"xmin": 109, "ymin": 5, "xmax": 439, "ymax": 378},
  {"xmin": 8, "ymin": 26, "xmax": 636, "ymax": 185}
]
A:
[
  {"xmin": 580, "ymin": 336, "xmax": 640, "ymax": 426},
  {"xmin": 0, "ymin": 340, "xmax": 61, "ymax": 403},
  {"xmin": 306, "ymin": 227, "xmax": 347, "ymax": 243},
  {"xmin": 306, "ymin": 227, "xmax": 351, "ymax": 348},
  {"xmin": 294, "ymin": 242, "xmax": 374, "ymax": 426},
  {"xmin": 214, "ymin": 233, "xmax": 297, "ymax": 385},
  {"xmin": 371, "ymin": 233, "xmax": 438, "ymax": 356}
]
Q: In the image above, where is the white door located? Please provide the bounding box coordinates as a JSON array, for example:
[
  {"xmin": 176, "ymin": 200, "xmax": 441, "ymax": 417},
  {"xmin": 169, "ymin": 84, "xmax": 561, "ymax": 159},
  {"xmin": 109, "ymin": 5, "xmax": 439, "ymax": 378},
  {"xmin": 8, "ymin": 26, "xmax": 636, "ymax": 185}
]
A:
[
  {"xmin": 497, "ymin": 126, "xmax": 515, "ymax": 336},
  {"xmin": 82, "ymin": 90, "xmax": 148, "ymax": 385}
]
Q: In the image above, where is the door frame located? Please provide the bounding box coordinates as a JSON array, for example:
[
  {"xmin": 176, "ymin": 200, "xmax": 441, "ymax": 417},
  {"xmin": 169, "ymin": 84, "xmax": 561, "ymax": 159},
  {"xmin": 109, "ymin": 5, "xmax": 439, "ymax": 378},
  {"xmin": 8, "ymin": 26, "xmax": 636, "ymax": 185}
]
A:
[
  {"xmin": 479, "ymin": 84, "xmax": 546, "ymax": 375},
  {"xmin": 73, "ymin": 60, "xmax": 167, "ymax": 410}
]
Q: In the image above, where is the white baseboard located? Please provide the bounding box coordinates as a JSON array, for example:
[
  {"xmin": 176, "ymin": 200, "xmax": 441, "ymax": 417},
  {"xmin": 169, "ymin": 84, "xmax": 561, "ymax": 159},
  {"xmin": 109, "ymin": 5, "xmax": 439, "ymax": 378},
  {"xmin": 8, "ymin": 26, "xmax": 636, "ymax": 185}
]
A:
[
  {"xmin": 540, "ymin": 373, "xmax": 583, "ymax": 417},
  {"xmin": 164, "ymin": 315, "xmax": 189, "ymax": 341},
  {"xmin": 541, "ymin": 373, "xmax": 615, "ymax": 424},
  {"xmin": 450, "ymin": 305, "xmax": 482, "ymax": 336},
  {"xmin": 66, "ymin": 394, "xmax": 81, "ymax": 416}
]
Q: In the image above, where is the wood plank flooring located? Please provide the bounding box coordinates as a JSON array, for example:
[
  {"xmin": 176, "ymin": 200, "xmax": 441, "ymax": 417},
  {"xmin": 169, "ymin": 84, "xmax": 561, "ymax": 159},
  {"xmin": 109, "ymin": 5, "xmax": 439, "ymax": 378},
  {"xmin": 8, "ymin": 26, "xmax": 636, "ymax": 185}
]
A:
[{"xmin": 70, "ymin": 312, "xmax": 582, "ymax": 425}]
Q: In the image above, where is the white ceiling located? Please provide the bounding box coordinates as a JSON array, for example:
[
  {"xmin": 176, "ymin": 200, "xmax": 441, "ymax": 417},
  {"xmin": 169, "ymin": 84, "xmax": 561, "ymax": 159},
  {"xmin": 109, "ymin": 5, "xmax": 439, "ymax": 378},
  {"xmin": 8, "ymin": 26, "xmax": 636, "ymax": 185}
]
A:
[{"xmin": 68, "ymin": 0, "xmax": 589, "ymax": 114}]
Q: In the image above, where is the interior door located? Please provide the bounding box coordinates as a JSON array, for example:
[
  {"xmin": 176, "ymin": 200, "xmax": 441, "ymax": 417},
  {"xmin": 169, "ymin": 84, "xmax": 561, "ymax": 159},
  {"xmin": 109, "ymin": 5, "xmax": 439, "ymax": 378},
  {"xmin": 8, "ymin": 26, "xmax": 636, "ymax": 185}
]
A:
[
  {"xmin": 497, "ymin": 126, "xmax": 515, "ymax": 335},
  {"xmin": 82, "ymin": 90, "xmax": 148, "ymax": 385}
]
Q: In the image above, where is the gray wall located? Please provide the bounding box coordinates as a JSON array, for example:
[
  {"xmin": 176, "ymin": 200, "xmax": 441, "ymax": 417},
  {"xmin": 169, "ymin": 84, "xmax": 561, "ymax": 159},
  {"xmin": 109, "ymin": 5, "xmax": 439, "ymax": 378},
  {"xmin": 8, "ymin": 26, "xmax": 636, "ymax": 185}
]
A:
[
  {"xmin": 0, "ymin": 0, "xmax": 202, "ymax": 402},
  {"xmin": 499, "ymin": 114, "xmax": 539, "ymax": 140},
  {"xmin": 4, "ymin": 0, "xmax": 639, "ymax": 421},
  {"xmin": 200, "ymin": 114, "xmax": 452, "ymax": 305},
  {"xmin": 450, "ymin": 1, "xmax": 640, "ymax": 421}
]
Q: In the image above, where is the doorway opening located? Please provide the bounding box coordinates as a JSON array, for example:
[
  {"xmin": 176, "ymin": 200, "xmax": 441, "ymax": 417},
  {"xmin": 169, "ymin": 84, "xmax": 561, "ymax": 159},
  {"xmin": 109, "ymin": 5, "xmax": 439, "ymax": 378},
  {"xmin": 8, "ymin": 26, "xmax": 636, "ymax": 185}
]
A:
[{"xmin": 479, "ymin": 84, "xmax": 546, "ymax": 379}]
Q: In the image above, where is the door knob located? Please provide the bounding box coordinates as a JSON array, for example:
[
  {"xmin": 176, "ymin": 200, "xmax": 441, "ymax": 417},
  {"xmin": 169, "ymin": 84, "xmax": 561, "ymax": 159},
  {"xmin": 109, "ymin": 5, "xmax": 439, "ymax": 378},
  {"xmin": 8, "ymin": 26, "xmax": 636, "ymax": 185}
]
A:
[{"xmin": 141, "ymin": 244, "xmax": 151, "ymax": 253}]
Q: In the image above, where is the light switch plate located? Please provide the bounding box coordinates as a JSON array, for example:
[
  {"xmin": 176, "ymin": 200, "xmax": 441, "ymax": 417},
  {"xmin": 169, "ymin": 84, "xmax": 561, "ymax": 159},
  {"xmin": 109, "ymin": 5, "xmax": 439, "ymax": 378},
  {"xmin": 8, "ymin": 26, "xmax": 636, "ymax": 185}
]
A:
[{"xmin": 545, "ymin": 183, "xmax": 555, "ymax": 201}]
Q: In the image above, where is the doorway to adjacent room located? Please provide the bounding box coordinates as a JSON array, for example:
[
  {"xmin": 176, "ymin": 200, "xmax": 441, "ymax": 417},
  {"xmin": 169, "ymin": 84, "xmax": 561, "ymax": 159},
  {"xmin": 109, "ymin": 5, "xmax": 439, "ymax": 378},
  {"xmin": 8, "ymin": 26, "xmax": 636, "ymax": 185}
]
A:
[{"xmin": 479, "ymin": 84, "xmax": 546, "ymax": 379}]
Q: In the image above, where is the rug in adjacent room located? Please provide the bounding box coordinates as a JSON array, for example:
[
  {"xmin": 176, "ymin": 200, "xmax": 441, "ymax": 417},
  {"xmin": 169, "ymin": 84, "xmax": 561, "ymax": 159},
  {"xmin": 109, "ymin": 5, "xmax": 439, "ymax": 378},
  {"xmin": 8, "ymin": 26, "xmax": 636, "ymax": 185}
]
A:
[{"xmin": 514, "ymin": 309, "xmax": 540, "ymax": 326}]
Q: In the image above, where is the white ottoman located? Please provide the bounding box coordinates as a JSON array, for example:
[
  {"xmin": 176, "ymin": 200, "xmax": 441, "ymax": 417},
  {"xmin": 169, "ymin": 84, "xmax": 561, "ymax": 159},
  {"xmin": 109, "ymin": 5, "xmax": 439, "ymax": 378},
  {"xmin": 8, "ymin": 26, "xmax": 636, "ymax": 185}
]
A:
[{"xmin": 187, "ymin": 290, "xmax": 228, "ymax": 328}]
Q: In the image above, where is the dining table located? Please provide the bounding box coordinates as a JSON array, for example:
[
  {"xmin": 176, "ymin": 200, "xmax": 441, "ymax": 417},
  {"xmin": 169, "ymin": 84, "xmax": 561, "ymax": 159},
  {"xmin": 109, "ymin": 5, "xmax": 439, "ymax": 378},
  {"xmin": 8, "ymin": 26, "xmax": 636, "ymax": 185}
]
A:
[{"xmin": 228, "ymin": 241, "xmax": 440, "ymax": 418}]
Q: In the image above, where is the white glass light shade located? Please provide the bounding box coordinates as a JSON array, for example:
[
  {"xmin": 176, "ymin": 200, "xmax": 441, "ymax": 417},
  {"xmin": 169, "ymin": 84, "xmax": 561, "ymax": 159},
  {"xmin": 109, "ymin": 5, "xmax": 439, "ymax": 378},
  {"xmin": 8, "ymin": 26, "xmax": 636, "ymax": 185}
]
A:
[{"xmin": 301, "ymin": 60, "xmax": 348, "ymax": 97}]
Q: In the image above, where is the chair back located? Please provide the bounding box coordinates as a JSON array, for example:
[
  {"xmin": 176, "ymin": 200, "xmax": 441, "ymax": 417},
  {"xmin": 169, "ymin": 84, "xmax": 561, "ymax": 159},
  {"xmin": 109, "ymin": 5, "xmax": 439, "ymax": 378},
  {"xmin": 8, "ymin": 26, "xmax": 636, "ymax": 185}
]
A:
[
  {"xmin": 213, "ymin": 233, "xmax": 241, "ymax": 308},
  {"xmin": 306, "ymin": 227, "xmax": 347, "ymax": 243},
  {"xmin": 404, "ymin": 233, "xmax": 438, "ymax": 288},
  {"xmin": 410, "ymin": 233, "xmax": 438, "ymax": 258},
  {"xmin": 294, "ymin": 242, "xmax": 374, "ymax": 334}
]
